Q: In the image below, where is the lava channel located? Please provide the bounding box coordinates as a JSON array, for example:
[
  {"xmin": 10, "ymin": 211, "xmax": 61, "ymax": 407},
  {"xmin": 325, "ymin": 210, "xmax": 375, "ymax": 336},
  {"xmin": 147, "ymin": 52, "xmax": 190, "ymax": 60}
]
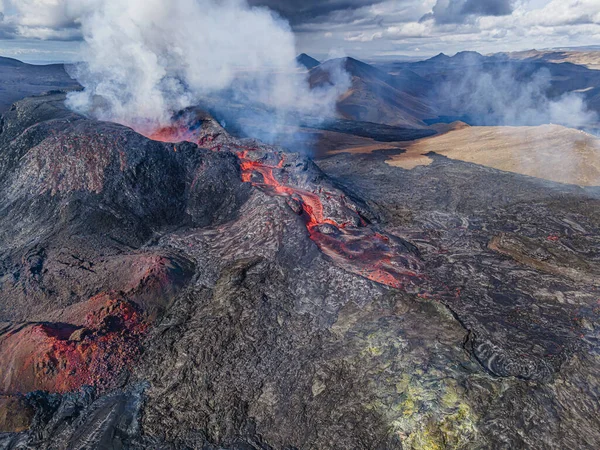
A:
[
  {"xmin": 147, "ymin": 122, "xmax": 425, "ymax": 291},
  {"xmin": 236, "ymin": 150, "xmax": 425, "ymax": 290}
]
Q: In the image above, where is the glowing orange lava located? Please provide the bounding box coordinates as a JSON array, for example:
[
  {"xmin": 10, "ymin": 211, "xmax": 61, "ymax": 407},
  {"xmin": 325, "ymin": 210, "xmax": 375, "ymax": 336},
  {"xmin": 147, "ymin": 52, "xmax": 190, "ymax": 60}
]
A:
[
  {"xmin": 149, "ymin": 124, "xmax": 424, "ymax": 291},
  {"xmin": 237, "ymin": 150, "xmax": 423, "ymax": 290}
]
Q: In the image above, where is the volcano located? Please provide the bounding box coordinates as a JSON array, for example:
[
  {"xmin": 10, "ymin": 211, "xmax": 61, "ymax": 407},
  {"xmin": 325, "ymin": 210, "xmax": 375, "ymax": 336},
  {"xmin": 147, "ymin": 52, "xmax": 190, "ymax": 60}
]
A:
[
  {"xmin": 309, "ymin": 57, "xmax": 437, "ymax": 128},
  {"xmin": 0, "ymin": 92, "xmax": 600, "ymax": 449}
]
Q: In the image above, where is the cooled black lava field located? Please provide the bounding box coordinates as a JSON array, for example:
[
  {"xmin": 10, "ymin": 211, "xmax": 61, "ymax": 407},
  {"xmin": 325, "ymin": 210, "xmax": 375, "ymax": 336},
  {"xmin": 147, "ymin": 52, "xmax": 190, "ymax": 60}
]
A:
[{"xmin": 0, "ymin": 92, "xmax": 599, "ymax": 449}]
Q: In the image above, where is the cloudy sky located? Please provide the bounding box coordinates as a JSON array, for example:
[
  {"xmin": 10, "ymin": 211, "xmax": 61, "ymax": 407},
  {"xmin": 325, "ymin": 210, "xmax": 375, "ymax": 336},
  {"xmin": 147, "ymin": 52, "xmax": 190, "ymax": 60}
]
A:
[{"xmin": 0, "ymin": 0, "xmax": 599, "ymax": 63}]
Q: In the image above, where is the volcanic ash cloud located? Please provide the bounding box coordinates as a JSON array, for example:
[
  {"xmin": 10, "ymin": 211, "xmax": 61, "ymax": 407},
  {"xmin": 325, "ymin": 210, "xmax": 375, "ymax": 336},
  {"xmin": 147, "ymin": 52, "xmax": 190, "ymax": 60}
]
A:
[{"xmin": 62, "ymin": 0, "xmax": 349, "ymax": 134}]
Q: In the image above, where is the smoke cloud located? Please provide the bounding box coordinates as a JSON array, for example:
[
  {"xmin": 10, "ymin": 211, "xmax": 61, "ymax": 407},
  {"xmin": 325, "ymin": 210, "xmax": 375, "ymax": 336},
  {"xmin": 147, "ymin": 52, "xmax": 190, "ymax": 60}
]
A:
[
  {"xmin": 58, "ymin": 0, "xmax": 349, "ymax": 137},
  {"xmin": 436, "ymin": 64, "xmax": 598, "ymax": 129}
]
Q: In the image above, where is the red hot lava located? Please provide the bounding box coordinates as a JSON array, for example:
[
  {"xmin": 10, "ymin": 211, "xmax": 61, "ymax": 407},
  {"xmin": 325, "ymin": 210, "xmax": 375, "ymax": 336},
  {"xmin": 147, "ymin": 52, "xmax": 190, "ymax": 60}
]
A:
[
  {"xmin": 148, "ymin": 120, "xmax": 425, "ymax": 291},
  {"xmin": 237, "ymin": 150, "xmax": 424, "ymax": 290}
]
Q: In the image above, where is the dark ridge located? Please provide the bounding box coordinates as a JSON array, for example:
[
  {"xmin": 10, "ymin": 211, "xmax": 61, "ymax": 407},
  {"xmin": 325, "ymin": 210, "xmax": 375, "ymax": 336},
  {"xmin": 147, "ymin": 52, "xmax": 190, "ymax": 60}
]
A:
[
  {"xmin": 0, "ymin": 56, "xmax": 25, "ymax": 67},
  {"xmin": 300, "ymin": 117, "xmax": 436, "ymax": 141},
  {"xmin": 0, "ymin": 56, "xmax": 79, "ymax": 114},
  {"xmin": 296, "ymin": 53, "xmax": 320, "ymax": 70}
]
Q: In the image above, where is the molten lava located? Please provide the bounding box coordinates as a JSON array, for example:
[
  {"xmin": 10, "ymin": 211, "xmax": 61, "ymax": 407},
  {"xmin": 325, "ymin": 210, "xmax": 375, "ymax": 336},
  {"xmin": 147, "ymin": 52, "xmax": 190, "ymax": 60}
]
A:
[
  {"xmin": 237, "ymin": 150, "xmax": 423, "ymax": 290},
  {"xmin": 148, "ymin": 121, "xmax": 425, "ymax": 291}
]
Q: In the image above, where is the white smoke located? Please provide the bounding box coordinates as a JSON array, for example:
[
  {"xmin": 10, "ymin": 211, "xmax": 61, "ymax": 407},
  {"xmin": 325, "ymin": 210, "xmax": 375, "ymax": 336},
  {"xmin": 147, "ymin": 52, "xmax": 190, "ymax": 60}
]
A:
[
  {"xmin": 11, "ymin": 0, "xmax": 349, "ymax": 134},
  {"xmin": 437, "ymin": 65, "xmax": 598, "ymax": 128}
]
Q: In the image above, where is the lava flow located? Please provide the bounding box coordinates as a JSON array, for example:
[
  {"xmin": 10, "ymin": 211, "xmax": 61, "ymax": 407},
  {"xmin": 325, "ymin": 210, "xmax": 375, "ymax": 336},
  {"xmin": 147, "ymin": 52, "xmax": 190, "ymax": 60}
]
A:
[
  {"xmin": 237, "ymin": 150, "xmax": 424, "ymax": 290},
  {"xmin": 147, "ymin": 118, "xmax": 425, "ymax": 291}
]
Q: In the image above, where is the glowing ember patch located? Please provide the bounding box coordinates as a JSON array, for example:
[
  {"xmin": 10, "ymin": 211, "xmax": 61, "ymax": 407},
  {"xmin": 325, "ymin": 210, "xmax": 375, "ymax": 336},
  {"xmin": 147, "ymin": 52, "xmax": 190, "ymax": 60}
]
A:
[
  {"xmin": 148, "ymin": 125, "xmax": 193, "ymax": 143},
  {"xmin": 0, "ymin": 295, "xmax": 148, "ymax": 395},
  {"xmin": 143, "ymin": 114, "xmax": 231, "ymax": 151}
]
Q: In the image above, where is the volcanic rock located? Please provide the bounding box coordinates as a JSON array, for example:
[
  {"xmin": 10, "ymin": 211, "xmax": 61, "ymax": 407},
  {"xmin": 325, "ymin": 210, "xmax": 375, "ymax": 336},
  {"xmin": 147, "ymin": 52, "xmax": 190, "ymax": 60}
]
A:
[
  {"xmin": 0, "ymin": 92, "xmax": 599, "ymax": 449},
  {"xmin": 0, "ymin": 395, "xmax": 34, "ymax": 433}
]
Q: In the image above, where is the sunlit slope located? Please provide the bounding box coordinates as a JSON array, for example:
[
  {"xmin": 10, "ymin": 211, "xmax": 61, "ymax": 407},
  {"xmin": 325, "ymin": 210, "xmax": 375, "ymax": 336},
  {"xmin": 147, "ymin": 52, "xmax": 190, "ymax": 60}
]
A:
[{"xmin": 387, "ymin": 124, "xmax": 600, "ymax": 186}]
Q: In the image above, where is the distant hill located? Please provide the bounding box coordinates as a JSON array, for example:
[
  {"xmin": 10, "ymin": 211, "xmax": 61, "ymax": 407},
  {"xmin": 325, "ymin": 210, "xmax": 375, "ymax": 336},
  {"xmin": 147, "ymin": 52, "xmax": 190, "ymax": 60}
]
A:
[
  {"xmin": 0, "ymin": 56, "xmax": 25, "ymax": 67},
  {"xmin": 388, "ymin": 124, "xmax": 600, "ymax": 186},
  {"xmin": 0, "ymin": 56, "xmax": 79, "ymax": 113},
  {"xmin": 427, "ymin": 53, "xmax": 451, "ymax": 63},
  {"xmin": 309, "ymin": 57, "xmax": 437, "ymax": 128},
  {"xmin": 424, "ymin": 51, "xmax": 485, "ymax": 64},
  {"xmin": 374, "ymin": 50, "xmax": 600, "ymax": 129},
  {"xmin": 493, "ymin": 49, "xmax": 600, "ymax": 70},
  {"xmin": 403, "ymin": 51, "xmax": 486, "ymax": 73},
  {"xmin": 296, "ymin": 53, "xmax": 320, "ymax": 70},
  {"xmin": 375, "ymin": 51, "xmax": 487, "ymax": 83}
]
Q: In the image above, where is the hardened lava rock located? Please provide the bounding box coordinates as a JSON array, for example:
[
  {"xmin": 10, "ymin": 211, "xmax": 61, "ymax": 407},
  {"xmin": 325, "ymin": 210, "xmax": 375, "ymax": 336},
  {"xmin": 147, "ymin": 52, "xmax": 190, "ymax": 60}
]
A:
[{"xmin": 0, "ymin": 93, "xmax": 599, "ymax": 449}]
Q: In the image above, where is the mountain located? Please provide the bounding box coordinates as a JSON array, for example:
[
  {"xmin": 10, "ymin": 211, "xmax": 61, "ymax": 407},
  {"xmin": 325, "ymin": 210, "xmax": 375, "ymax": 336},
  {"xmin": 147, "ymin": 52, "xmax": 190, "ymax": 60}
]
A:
[
  {"xmin": 427, "ymin": 52, "xmax": 451, "ymax": 63},
  {"xmin": 452, "ymin": 50, "xmax": 486, "ymax": 62},
  {"xmin": 423, "ymin": 51, "xmax": 485, "ymax": 66},
  {"xmin": 493, "ymin": 49, "xmax": 600, "ymax": 70},
  {"xmin": 296, "ymin": 53, "xmax": 320, "ymax": 70},
  {"xmin": 0, "ymin": 56, "xmax": 25, "ymax": 67},
  {"xmin": 398, "ymin": 51, "xmax": 486, "ymax": 74},
  {"xmin": 0, "ymin": 56, "xmax": 79, "ymax": 113},
  {"xmin": 309, "ymin": 57, "xmax": 437, "ymax": 128},
  {"xmin": 374, "ymin": 51, "xmax": 600, "ymax": 129},
  {"xmin": 0, "ymin": 91, "xmax": 426, "ymax": 446}
]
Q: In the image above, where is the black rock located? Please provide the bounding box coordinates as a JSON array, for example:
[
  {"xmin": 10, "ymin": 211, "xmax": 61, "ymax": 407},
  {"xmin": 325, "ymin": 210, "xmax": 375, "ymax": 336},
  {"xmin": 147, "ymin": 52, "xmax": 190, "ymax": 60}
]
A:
[{"xmin": 0, "ymin": 93, "xmax": 599, "ymax": 450}]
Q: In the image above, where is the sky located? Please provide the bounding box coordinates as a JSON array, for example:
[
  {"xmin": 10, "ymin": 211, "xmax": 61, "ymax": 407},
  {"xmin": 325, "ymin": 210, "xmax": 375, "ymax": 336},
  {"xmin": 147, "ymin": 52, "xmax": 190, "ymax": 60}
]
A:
[{"xmin": 0, "ymin": 0, "xmax": 599, "ymax": 63}]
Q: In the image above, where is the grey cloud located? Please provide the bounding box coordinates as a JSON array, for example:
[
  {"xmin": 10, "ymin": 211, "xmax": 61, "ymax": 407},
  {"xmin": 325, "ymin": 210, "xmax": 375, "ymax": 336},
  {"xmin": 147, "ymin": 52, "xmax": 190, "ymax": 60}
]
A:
[
  {"xmin": 0, "ymin": 12, "xmax": 16, "ymax": 39},
  {"xmin": 251, "ymin": 0, "xmax": 432, "ymax": 36},
  {"xmin": 462, "ymin": 0, "xmax": 513, "ymax": 16},
  {"xmin": 422, "ymin": 0, "xmax": 515, "ymax": 24},
  {"xmin": 247, "ymin": 0, "xmax": 383, "ymax": 25}
]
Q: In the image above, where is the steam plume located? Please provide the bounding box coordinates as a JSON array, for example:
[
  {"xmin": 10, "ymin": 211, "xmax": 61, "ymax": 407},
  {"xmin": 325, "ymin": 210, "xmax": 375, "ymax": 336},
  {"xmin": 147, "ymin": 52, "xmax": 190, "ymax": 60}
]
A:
[
  {"xmin": 62, "ymin": 0, "xmax": 348, "ymax": 135},
  {"xmin": 436, "ymin": 63, "xmax": 598, "ymax": 128}
]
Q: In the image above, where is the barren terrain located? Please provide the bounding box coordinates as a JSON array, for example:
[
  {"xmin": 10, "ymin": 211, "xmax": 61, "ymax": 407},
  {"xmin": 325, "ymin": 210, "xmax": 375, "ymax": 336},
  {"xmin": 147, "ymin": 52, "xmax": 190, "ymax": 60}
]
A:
[
  {"xmin": 1, "ymin": 48, "xmax": 600, "ymax": 449},
  {"xmin": 497, "ymin": 49, "xmax": 600, "ymax": 70},
  {"xmin": 0, "ymin": 93, "xmax": 599, "ymax": 449},
  {"xmin": 386, "ymin": 124, "xmax": 600, "ymax": 186}
]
